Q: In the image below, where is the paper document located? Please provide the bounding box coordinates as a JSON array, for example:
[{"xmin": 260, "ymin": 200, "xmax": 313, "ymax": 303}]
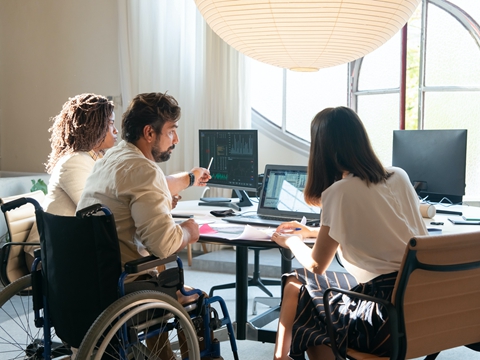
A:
[
  {"xmin": 199, "ymin": 223, "xmax": 315, "ymax": 244},
  {"xmin": 200, "ymin": 223, "xmax": 274, "ymax": 241}
]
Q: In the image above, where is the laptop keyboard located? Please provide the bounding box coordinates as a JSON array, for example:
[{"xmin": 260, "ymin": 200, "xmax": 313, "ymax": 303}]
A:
[
  {"xmin": 241, "ymin": 214, "xmax": 295, "ymax": 221},
  {"xmin": 239, "ymin": 213, "xmax": 320, "ymax": 226}
]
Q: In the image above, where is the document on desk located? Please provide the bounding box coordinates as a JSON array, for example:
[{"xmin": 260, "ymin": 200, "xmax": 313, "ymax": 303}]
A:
[
  {"xmin": 200, "ymin": 223, "xmax": 315, "ymax": 244},
  {"xmin": 200, "ymin": 223, "xmax": 273, "ymax": 240}
]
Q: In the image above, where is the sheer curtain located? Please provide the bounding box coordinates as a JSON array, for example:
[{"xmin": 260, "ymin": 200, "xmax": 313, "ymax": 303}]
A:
[{"xmin": 117, "ymin": 0, "xmax": 250, "ymax": 180}]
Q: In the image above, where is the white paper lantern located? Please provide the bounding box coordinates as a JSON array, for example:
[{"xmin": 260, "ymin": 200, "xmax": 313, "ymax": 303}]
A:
[{"xmin": 194, "ymin": 0, "xmax": 421, "ymax": 71}]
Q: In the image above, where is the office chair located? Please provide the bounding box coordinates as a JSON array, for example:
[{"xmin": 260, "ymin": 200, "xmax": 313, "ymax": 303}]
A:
[
  {"xmin": 0, "ymin": 190, "xmax": 45, "ymax": 286},
  {"xmin": 209, "ymin": 183, "xmax": 282, "ymax": 298},
  {"xmin": 323, "ymin": 232, "xmax": 480, "ymax": 360},
  {"xmin": 209, "ymin": 246, "xmax": 282, "ymax": 297}
]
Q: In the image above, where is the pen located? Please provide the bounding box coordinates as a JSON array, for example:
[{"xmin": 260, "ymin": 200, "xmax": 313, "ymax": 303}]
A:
[
  {"xmin": 280, "ymin": 227, "xmax": 302, "ymax": 233},
  {"xmin": 207, "ymin": 157, "xmax": 214, "ymax": 171}
]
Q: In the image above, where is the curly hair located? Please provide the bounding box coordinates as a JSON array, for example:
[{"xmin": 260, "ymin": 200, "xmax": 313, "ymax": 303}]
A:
[
  {"xmin": 122, "ymin": 92, "xmax": 181, "ymax": 143},
  {"xmin": 45, "ymin": 93, "xmax": 114, "ymax": 173}
]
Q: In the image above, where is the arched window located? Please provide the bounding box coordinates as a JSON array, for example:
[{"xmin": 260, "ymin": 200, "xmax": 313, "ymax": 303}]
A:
[{"xmin": 251, "ymin": 0, "xmax": 480, "ymax": 200}]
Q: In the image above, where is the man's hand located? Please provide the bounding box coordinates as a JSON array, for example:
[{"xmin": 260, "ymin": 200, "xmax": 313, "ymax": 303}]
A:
[
  {"xmin": 179, "ymin": 219, "xmax": 200, "ymax": 245},
  {"xmin": 190, "ymin": 167, "xmax": 211, "ymax": 186},
  {"xmin": 172, "ymin": 194, "xmax": 181, "ymax": 209}
]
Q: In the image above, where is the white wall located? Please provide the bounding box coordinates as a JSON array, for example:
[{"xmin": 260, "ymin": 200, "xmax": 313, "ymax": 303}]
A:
[
  {"xmin": 0, "ymin": 0, "xmax": 122, "ymax": 173},
  {"xmin": 257, "ymin": 131, "xmax": 308, "ymax": 172},
  {"xmin": 0, "ymin": 1, "xmax": 305, "ymax": 177}
]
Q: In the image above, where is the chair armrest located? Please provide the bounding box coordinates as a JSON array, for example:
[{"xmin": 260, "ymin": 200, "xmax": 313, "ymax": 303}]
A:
[
  {"xmin": 323, "ymin": 287, "xmax": 400, "ymax": 360},
  {"xmin": 1, "ymin": 241, "xmax": 40, "ymax": 248},
  {"xmin": 124, "ymin": 254, "xmax": 178, "ymax": 274}
]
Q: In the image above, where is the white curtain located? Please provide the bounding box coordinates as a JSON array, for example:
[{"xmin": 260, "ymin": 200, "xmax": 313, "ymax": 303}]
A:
[{"xmin": 117, "ymin": 0, "xmax": 251, "ymax": 178}]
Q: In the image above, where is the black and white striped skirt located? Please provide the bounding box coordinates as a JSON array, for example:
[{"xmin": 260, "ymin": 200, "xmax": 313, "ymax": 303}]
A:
[{"xmin": 285, "ymin": 269, "xmax": 397, "ymax": 360}]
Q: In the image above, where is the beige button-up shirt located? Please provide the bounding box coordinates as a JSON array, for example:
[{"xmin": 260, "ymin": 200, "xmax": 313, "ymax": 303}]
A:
[{"xmin": 77, "ymin": 140, "xmax": 183, "ymax": 266}]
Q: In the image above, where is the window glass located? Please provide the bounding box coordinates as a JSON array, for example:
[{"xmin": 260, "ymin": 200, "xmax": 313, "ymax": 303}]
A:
[
  {"xmin": 423, "ymin": 92, "xmax": 480, "ymax": 200},
  {"xmin": 450, "ymin": 0, "xmax": 480, "ymax": 24},
  {"xmin": 285, "ymin": 64, "xmax": 347, "ymax": 140},
  {"xmin": 425, "ymin": 4, "xmax": 480, "ymax": 86},
  {"xmin": 357, "ymin": 32, "xmax": 401, "ymax": 91},
  {"xmin": 357, "ymin": 94, "xmax": 399, "ymax": 167},
  {"xmin": 250, "ymin": 59, "xmax": 284, "ymax": 127}
]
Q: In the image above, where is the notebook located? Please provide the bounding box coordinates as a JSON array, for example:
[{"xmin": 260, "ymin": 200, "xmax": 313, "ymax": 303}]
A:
[{"xmin": 223, "ymin": 164, "xmax": 321, "ymax": 227}]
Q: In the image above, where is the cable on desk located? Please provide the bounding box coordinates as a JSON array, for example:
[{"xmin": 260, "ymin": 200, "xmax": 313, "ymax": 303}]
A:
[{"xmin": 421, "ymin": 195, "xmax": 466, "ymax": 208}]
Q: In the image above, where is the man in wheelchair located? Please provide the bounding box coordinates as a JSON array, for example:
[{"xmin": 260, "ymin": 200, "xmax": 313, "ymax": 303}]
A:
[
  {"xmin": 75, "ymin": 91, "xmax": 228, "ymax": 359},
  {"xmin": 78, "ymin": 92, "xmax": 210, "ymax": 271}
]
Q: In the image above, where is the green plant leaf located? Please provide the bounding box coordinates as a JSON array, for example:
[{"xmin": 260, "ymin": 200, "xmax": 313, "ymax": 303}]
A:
[{"xmin": 30, "ymin": 179, "xmax": 48, "ymax": 195}]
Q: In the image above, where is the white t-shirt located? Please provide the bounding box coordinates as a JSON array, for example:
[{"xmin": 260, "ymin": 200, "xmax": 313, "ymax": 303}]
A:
[
  {"xmin": 321, "ymin": 167, "xmax": 428, "ymax": 283},
  {"xmin": 77, "ymin": 140, "xmax": 183, "ymax": 266}
]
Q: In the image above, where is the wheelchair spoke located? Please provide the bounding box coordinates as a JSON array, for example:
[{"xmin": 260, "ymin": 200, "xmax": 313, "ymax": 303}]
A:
[
  {"xmin": 0, "ymin": 275, "xmax": 69, "ymax": 360},
  {"xmin": 77, "ymin": 290, "xmax": 200, "ymax": 360}
]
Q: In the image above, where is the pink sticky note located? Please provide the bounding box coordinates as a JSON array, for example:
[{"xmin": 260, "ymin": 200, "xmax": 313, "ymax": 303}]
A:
[{"xmin": 199, "ymin": 223, "xmax": 217, "ymax": 234}]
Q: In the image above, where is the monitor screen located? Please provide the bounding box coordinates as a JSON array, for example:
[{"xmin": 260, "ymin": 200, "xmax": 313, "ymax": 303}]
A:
[
  {"xmin": 392, "ymin": 129, "xmax": 467, "ymax": 203},
  {"xmin": 199, "ymin": 129, "xmax": 258, "ymax": 193}
]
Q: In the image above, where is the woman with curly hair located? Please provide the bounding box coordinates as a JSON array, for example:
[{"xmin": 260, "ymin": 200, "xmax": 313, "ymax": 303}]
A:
[{"xmin": 25, "ymin": 93, "xmax": 117, "ymax": 259}]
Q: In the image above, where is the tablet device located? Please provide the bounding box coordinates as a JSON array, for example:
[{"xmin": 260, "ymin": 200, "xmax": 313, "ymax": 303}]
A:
[{"xmin": 448, "ymin": 218, "xmax": 480, "ymax": 225}]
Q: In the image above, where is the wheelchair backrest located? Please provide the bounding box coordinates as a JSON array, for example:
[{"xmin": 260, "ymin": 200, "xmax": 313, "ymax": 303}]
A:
[{"xmin": 36, "ymin": 207, "xmax": 122, "ymax": 348}]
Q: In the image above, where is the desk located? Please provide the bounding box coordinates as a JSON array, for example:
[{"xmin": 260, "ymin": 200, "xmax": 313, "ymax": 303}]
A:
[
  {"xmin": 424, "ymin": 203, "xmax": 480, "ymax": 234},
  {"xmin": 174, "ymin": 200, "xmax": 292, "ymax": 342},
  {"xmin": 175, "ymin": 201, "xmax": 480, "ymax": 342}
]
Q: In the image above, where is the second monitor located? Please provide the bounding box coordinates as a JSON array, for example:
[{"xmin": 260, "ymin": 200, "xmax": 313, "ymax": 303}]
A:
[
  {"xmin": 199, "ymin": 129, "xmax": 258, "ymax": 210},
  {"xmin": 392, "ymin": 129, "xmax": 467, "ymax": 204}
]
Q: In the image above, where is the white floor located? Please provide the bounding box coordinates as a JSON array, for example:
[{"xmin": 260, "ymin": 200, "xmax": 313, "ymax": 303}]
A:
[{"xmin": 1, "ymin": 247, "xmax": 479, "ymax": 360}]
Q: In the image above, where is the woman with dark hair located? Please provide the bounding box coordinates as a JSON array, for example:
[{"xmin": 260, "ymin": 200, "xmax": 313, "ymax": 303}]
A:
[
  {"xmin": 25, "ymin": 93, "xmax": 117, "ymax": 259},
  {"xmin": 271, "ymin": 107, "xmax": 427, "ymax": 360}
]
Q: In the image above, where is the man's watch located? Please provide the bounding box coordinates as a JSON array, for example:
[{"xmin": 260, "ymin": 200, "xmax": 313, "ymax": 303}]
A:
[{"xmin": 188, "ymin": 172, "xmax": 195, "ymax": 187}]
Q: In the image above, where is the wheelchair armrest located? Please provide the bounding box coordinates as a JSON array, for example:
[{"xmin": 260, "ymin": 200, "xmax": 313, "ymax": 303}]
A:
[
  {"xmin": 323, "ymin": 287, "xmax": 400, "ymax": 360},
  {"xmin": 76, "ymin": 203, "xmax": 112, "ymax": 217},
  {"xmin": 1, "ymin": 241, "xmax": 40, "ymax": 248},
  {"xmin": 124, "ymin": 254, "xmax": 178, "ymax": 274}
]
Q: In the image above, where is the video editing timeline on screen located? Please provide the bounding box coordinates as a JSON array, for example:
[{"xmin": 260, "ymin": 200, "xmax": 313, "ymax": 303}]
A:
[{"xmin": 199, "ymin": 130, "xmax": 258, "ymax": 190}]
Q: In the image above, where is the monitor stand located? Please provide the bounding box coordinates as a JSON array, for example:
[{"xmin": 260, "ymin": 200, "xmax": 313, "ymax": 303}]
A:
[{"xmin": 198, "ymin": 189, "xmax": 253, "ymax": 211}]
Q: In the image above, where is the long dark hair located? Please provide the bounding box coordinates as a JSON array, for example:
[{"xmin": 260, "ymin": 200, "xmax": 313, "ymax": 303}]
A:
[
  {"xmin": 46, "ymin": 93, "xmax": 114, "ymax": 173},
  {"xmin": 122, "ymin": 92, "xmax": 181, "ymax": 143},
  {"xmin": 304, "ymin": 106, "xmax": 391, "ymax": 206}
]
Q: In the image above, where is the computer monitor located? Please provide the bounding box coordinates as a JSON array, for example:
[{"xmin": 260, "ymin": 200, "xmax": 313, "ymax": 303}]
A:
[
  {"xmin": 392, "ymin": 129, "xmax": 467, "ymax": 203},
  {"xmin": 199, "ymin": 129, "xmax": 258, "ymax": 210}
]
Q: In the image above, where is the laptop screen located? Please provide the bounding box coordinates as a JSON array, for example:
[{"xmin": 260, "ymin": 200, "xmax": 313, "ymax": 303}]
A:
[{"xmin": 258, "ymin": 165, "xmax": 321, "ymax": 220}]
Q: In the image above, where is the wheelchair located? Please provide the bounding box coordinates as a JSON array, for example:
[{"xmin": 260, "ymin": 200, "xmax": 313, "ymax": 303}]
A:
[{"xmin": 0, "ymin": 197, "xmax": 239, "ymax": 360}]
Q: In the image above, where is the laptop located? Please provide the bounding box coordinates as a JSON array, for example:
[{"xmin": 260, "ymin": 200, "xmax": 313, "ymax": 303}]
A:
[{"xmin": 223, "ymin": 164, "xmax": 321, "ymax": 227}]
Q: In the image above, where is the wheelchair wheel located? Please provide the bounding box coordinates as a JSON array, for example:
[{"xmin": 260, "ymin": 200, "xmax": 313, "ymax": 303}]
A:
[
  {"xmin": 77, "ymin": 290, "xmax": 200, "ymax": 360},
  {"xmin": 0, "ymin": 274, "xmax": 70, "ymax": 359}
]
